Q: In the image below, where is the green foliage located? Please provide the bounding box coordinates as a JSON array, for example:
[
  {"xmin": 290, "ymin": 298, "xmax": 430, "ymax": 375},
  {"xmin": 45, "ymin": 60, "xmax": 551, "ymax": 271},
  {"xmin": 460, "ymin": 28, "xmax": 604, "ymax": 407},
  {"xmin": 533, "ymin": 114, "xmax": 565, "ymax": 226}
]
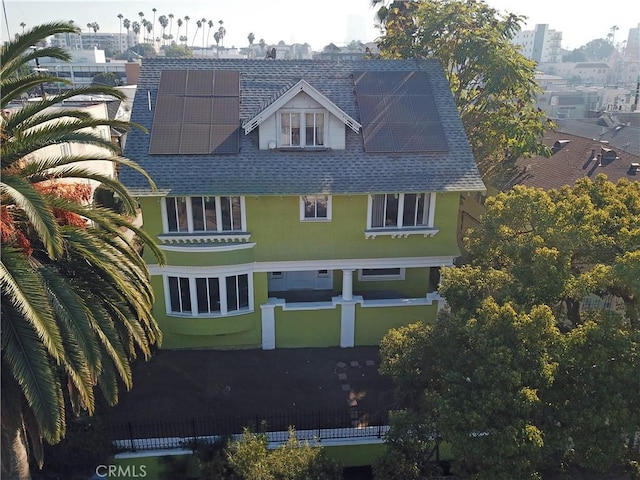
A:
[
  {"xmin": 380, "ymin": 175, "xmax": 640, "ymax": 478},
  {"xmin": 373, "ymin": 0, "xmax": 551, "ymax": 178},
  {"xmin": 198, "ymin": 428, "xmax": 342, "ymax": 480},
  {"xmin": 579, "ymin": 39, "xmax": 616, "ymax": 61},
  {"xmin": 91, "ymin": 71, "xmax": 121, "ymax": 87},
  {"xmin": 1, "ymin": 22, "xmax": 164, "ymax": 478},
  {"xmin": 130, "ymin": 42, "xmax": 157, "ymax": 58},
  {"xmin": 163, "ymin": 43, "xmax": 194, "ymax": 58}
]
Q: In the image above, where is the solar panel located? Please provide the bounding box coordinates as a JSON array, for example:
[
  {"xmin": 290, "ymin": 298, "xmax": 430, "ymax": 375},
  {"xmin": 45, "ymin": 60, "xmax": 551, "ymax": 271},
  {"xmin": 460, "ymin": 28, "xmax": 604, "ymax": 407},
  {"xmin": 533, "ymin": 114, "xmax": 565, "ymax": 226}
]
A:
[
  {"xmin": 149, "ymin": 69, "xmax": 240, "ymax": 155},
  {"xmin": 148, "ymin": 123, "xmax": 182, "ymax": 154},
  {"xmin": 210, "ymin": 125, "xmax": 239, "ymax": 154},
  {"xmin": 184, "ymin": 97, "xmax": 213, "ymax": 124},
  {"xmin": 354, "ymin": 71, "xmax": 448, "ymax": 153},
  {"xmin": 153, "ymin": 95, "xmax": 185, "ymax": 123},
  {"xmin": 179, "ymin": 124, "xmax": 211, "ymax": 154},
  {"xmin": 158, "ymin": 71, "xmax": 187, "ymax": 95},
  {"xmin": 186, "ymin": 71, "xmax": 214, "ymax": 96},
  {"xmin": 213, "ymin": 70, "xmax": 240, "ymax": 96},
  {"xmin": 212, "ymin": 97, "xmax": 240, "ymax": 123}
]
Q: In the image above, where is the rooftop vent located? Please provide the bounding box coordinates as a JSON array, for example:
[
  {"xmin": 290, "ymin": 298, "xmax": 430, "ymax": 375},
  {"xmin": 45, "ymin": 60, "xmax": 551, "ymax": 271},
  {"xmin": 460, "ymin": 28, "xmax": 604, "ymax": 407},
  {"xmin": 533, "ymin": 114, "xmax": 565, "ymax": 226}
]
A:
[{"xmin": 552, "ymin": 139, "xmax": 571, "ymax": 154}]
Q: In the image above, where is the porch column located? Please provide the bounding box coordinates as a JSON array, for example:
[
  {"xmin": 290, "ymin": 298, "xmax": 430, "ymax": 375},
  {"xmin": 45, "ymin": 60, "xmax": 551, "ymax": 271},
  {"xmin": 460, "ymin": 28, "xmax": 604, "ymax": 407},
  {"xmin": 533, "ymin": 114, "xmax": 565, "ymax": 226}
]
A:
[
  {"xmin": 342, "ymin": 269, "xmax": 354, "ymax": 301},
  {"xmin": 340, "ymin": 301, "xmax": 356, "ymax": 348},
  {"xmin": 260, "ymin": 303, "xmax": 276, "ymax": 350}
]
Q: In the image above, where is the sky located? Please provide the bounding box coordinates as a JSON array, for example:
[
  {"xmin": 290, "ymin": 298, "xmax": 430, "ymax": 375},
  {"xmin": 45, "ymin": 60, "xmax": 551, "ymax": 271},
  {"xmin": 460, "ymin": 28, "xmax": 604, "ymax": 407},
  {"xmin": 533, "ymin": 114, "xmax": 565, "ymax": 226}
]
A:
[{"xmin": 1, "ymin": 0, "xmax": 638, "ymax": 51}]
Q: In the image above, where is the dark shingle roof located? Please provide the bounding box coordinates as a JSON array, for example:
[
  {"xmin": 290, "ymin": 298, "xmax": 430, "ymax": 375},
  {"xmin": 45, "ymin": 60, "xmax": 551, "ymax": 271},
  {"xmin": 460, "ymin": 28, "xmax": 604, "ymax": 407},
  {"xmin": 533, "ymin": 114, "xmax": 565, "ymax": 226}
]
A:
[
  {"xmin": 554, "ymin": 118, "xmax": 640, "ymax": 157},
  {"xmin": 495, "ymin": 131, "xmax": 640, "ymax": 191},
  {"xmin": 121, "ymin": 58, "xmax": 484, "ymax": 196}
]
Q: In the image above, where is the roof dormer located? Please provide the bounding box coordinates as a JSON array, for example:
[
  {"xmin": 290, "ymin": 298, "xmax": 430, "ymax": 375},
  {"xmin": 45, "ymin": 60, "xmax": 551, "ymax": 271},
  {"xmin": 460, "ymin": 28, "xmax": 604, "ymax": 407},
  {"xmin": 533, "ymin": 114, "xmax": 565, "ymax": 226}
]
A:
[{"xmin": 243, "ymin": 79, "xmax": 360, "ymax": 151}]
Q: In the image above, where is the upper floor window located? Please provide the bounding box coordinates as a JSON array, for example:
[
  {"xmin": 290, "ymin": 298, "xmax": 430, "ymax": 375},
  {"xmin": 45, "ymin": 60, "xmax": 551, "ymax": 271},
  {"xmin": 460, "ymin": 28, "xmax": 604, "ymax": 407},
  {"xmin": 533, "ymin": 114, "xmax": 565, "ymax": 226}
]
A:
[
  {"xmin": 280, "ymin": 111, "xmax": 325, "ymax": 148},
  {"xmin": 300, "ymin": 195, "xmax": 331, "ymax": 221},
  {"xmin": 164, "ymin": 196, "xmax": 245, "ymax": 233},
  {"xmin": 367, "ymin": 193, "xmax": 435, "ymax": 230}
]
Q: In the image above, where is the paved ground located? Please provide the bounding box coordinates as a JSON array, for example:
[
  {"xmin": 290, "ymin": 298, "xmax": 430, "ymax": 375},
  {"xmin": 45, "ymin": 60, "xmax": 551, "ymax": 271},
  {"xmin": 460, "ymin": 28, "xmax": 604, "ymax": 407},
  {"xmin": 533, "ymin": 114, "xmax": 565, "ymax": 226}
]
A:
[{"xmin": 108, "ymin": 346, "xmax": 396, "ymax": 424}]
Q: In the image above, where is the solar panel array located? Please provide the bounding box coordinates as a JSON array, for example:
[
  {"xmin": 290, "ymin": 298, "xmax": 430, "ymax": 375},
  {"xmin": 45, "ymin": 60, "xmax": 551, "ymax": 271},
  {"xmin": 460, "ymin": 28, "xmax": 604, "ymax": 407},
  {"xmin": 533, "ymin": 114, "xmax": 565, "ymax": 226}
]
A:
[
  {"xmin": 149, "ymin": 70, "xmax": 240, "ymax": 155},
  {"xmin": 353, "ymin": 71, "xmax": 448, "ymax": 153}
]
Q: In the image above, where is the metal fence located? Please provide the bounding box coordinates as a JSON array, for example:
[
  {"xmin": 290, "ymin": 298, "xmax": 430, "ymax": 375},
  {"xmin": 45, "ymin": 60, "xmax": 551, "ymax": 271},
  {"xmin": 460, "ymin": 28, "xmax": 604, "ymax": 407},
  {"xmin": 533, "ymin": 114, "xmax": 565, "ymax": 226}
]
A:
[{"xmin": 108, "ymin": 409, "xmax": 390, "ymax": 452}]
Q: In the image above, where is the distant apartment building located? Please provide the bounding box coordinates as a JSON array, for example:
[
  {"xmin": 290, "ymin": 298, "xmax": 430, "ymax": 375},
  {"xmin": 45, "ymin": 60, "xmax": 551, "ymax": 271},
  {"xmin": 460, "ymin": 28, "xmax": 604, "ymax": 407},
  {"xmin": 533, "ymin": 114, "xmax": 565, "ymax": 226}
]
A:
[
  {"xmin": 37, "ymin": 49, "xmax": 130, "ymax": 90},
  {"xmin": 50, "ymin": 31, "xmax": 140, "ymax": 54},
  {"xmin": 512, "ymin": 24, "xmax": 563, "ymax": 63}
]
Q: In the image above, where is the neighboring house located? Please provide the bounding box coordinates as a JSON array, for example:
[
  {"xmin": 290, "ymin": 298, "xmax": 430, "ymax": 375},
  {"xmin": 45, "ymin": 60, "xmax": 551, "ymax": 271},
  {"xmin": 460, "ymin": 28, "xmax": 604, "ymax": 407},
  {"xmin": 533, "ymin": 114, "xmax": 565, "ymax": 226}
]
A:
[
  {"xmin": 512, "ymin": 24, "xmax": 563, "ymax": 63},
  {"xmin": 459, "ymin": 128, "xmax": 640, "ymax": 246},
  {"xmin": 120, "ymin": 58, "xmax": 485, "ymax": 350}
]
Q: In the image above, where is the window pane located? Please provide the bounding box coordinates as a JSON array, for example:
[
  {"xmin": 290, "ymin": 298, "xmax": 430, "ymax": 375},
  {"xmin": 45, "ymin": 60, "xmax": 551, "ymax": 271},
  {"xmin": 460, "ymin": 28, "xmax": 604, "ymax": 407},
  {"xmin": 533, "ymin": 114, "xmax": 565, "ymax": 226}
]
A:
[
  {"xmin": 208, "ymin": 278, "xmax": 220, "ymax": 313},
  {"xmin": 362, "ymin": 268, "xmax": 401, "ymax": 277},
  {"xmin": 281, "ymin": 113, "xmax": 290, "ymax": 146},
  {"xmin": 204, "ymin": 197, "xmax": 217, "ymax": 231},
  {"xmin": 226, "ymin": 276, "xmax": 238, "ymax": 312},
  {"xmin": 316, "ymin": 195, "xmax": 327, "ymax": 218},
  {"xmin": 316, "ymin": 114, "xmax": 324, "ymax": 146},
  {"xmin": 238, "ymin": 274, "xmax": 249, "ymax": 308},
  {"xmin": 177, "ymin": 198, "xmax": 188, "ymax": 231},
  {"xmin": 192, "ymin": 197, "xmax": 205, "ymax": 231},
  {"xmin": 166, "ymin": 198, "xmax": 178, "ymax": 232},
  {"xmin": 385, "ymin": 195, "xmax": 398, "ymax": 227},
  {"xmin": 196, "ymin": 278, "xmax": 209, "ymax": 313},
  {"xmin": 416, "ymin": 193, "xmax": 427, "ymax": 226},
  {"xmin": 303, "ymin": 196, "xmax": 315, "ymax": 218},
  {"xmin": 179, "ymin": 277, "xmax": 191, "ymax": 312},
  {"xmin": 291, "ymin": 113, "xmax": 300, "ymax": 146},
  {"xmin": 305, "ymin": 113, "xmax": 314, "ymax": 146},
  {"xmin": 220, "ymin": 196, "xmax": 232, "ymax": 230},
  {"xmin": 403, "ymin": 194, "xmax": 417, "ymax": 227},
  {"xmin": 169, "ymin": 276, "xmax": 181, "ymax": 312},
  {"xmin": 371, "ymin": 194, "xmax": 386, "ymax": 228},
  {"xmin": 231, "ymin": 197, "xmax": 242, "ymax": 230}
]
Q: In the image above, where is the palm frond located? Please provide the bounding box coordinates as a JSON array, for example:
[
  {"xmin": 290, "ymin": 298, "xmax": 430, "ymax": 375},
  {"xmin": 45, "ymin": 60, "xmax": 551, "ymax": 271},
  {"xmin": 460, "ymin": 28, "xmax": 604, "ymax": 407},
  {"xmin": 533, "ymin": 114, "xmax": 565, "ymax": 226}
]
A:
[{"xmin": 1, "ymin": 174, "xmax": 63, "ymax": 258}]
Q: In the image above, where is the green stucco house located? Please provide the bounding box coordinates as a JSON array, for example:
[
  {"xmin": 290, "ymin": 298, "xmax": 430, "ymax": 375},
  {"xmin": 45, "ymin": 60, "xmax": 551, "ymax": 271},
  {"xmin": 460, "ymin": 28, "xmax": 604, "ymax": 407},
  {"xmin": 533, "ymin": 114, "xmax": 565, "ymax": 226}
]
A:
[{"xmin": 120, "ymin": 58, "xmax": 485, "ymax": 350}]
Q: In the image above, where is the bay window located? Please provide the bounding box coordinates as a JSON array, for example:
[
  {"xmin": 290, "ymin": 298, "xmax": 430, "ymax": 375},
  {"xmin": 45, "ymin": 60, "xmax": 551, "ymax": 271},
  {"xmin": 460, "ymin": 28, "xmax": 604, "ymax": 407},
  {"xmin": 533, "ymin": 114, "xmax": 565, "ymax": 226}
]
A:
[
  {"xmin": 164, "ymin": 196, "xmax": 245, "ymax": 233},
  {"xmin": 368, "ymin": 193, "xmax": 435, "ymax": 230},
  {"xmin": 167, "ymin": 273, "xmax": 252, "ymax": 316}
]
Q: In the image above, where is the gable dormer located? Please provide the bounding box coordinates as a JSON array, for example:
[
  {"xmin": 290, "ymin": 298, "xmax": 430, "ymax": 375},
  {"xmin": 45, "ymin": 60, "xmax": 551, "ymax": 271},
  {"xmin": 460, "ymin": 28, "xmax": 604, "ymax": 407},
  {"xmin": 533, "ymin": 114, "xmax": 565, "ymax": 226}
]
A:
[{"xmin": 243, "ymin": 79, "xmax": 360, "ymax": 151}]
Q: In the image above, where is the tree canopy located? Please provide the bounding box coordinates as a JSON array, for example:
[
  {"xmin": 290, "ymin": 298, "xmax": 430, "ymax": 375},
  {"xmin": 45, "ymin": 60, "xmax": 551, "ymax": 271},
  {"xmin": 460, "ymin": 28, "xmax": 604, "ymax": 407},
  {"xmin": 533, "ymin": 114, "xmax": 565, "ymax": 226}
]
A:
[
  {"xmin": 372, "ymin": 0, "xmax": 551, "ymax": 178},
  {"xmin": 1, "ymin": 22, "xmax": 163, "ymax": 478},
  {"xmin": 377, "ymin": 176, "xmax": 640, "ymax": 478},
  {"xmin": 163, "ymin": 43, "xmax": 194, "ymax": 58}
]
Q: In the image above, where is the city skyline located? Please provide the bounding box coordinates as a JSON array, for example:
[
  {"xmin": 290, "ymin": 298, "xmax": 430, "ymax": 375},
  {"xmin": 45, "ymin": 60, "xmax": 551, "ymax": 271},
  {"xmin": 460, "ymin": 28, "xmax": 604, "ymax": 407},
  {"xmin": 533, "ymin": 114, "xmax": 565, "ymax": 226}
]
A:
[{"xmin": 2, "ymin": 0, "xmax": 637, "ymax": 51}]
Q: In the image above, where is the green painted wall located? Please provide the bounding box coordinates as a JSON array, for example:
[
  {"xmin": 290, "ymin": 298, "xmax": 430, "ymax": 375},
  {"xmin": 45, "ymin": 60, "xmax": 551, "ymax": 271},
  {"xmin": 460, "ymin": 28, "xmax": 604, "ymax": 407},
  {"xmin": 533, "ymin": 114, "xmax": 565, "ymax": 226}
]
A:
[
  {"xmin": 354, "ymin": 303, "xmax": 439, "ymax": 345},
  {"xmin": 352, "ymin": 267, "xmax": 431, "ymax": 297},
  {"xmin": 275, "ymin": 307, "xmax": 341, "ymax": 347},
  {"xmin": 247, "ymin": 194, "xmax": 461, "ymax": 262}
]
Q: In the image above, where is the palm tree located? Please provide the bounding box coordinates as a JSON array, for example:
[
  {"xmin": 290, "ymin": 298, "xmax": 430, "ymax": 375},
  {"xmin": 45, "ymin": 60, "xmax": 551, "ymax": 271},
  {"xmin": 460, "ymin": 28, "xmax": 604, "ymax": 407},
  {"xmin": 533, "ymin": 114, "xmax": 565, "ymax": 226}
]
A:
[
  {"xmin": 207, "ymin": 20, "xmax": 214, "ymax": 56},
  {"xmin": 168, "ymin": 13, "xmax": 174, "ymax": 37},
  {"xmin": 0, "ymin": 22, "xmax": 163, "ymax": 479},
  {"xmin": 218, "ymin": 20, "xmax": 226, "ymax": 47},
  {"xmin": 214, "ymin": 30, "xmax": 221, "ymax": 58},
  {"xmin": 247, "ymin": 32, "xmax": 255, "ymax": 59},
  {"xmin": 123, "ymin": 18, "xmax": 131, "ymax": 49},
  {"xmin": 19, "ymin": 22, "xmax": 26, "ymax": 34},
  {"xmin": 184, "ymin": 15, "xmax": 190, "ymax": 41},
  {"xmin": 151, "ymin": 8, "xmax": 157, "ymax": 47},
  {"xmin": 158, "ymin": 15, "xmax": 168, "ymax": 46},
  {"xmin": 138, "ymin": 11, "xmax": 144, "ymax": 40},
  {"xmin": 201, "ymin": 18, "xmax": 207, "ymax": 51},
  {"xmin": 176, "ymin": 18, "xmax": 183, "ymax": 43},
  {"xmin": 132, "ymin": 21, "xmax": 141, "ymax": 39},
  {"xmin": 117, "ymin": 14, "xmax": 123, "ymax": 52},
  {"xmin": 192, "ymin": 19, "xmax": 201, "ymax": 47}
]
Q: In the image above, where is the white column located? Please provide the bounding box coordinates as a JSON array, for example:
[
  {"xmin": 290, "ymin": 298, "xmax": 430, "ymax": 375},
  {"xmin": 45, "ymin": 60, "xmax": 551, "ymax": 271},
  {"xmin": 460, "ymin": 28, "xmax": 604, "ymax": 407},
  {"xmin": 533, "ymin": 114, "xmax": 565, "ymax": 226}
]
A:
[
  {"xmin": 260, "ymin": 303, "xmax": 276, "ymax": 350},
  {"xmin": 342, "ymin": 269, "xmax": 354, "ymax": 301},
  {"xmin": 340, "ymin": 302, "xmax": 356, "ymax": 348}
]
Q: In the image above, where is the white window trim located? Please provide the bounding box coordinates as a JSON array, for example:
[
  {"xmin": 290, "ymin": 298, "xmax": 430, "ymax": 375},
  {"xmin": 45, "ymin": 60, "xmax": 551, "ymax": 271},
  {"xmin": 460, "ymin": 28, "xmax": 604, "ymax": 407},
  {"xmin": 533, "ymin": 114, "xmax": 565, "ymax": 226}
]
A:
[
  {"xmin": 162, "ymin": 196, "xmax": 247, "ymax": 235},
  {"xmin": 358, "ymin": 268, "xmax": 406, "ymax": 281},
  {"xmin": 278, "ymin": 109, "xmax": 327, "ymax": 148},
  {"xmin": 299, "ymin": 195, "xmax": 332, "ymax": 222},
  {"xmin": 365, "ymin": 192, "xmax": 438, "ymax": 239},
  {"xmin": 163, "ymin": 272, "xmax": 254, "ymax": 318}
]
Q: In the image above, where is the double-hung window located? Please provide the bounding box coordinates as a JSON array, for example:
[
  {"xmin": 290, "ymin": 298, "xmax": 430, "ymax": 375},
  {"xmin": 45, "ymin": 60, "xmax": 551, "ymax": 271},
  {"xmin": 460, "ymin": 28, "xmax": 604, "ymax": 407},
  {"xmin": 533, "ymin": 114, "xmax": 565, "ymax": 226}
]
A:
[
  {"xmin": 368, "ymin": 193, "xmax": 435, "ymax": 229},
  {"xmin": 280, "ymin": 112, "xmax": 325, "ymax": 147},
  {"xmin": 164, "ymin": 196, "xmax": 244, "ymax": 233},
  {"xmin": 300, "ymin": 195, "xmax": 331, "ymax": 221},
  {"xmin": 167, "ymin": 273, "xmax": 251, "ymax": 316}
]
